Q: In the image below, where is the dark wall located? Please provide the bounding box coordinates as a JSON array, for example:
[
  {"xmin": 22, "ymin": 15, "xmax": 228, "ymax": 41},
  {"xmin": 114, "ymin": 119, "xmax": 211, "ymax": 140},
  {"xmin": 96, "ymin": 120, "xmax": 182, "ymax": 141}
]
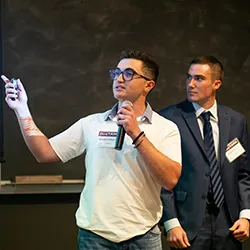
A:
[
  {"xmin": 2, "ymin": 0, "xmax": 250, "ymax": 180},
  {"xmin": 0, "ymin": 196, "xmax": 250, "ymax": 250},
  {"xmin": 0, "ymin": 194, "xmax": 80, "ymax": 250}
]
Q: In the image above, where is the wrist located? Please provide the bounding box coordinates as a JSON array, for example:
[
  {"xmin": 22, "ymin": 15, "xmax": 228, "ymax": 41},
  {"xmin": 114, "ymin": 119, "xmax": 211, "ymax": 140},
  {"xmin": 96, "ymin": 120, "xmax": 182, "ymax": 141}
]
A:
[
  {"xmin": 130, "ymin": 129, "xmax": 142, "ymax": 141},
  {"xmin": 240, "ymin": 218, "xmax": 250, "ymax": 222},
  {"xmin": 132, "ymin": 131, "xmax": 145, "ymax": 147},
  {"xmin": 15, "ymin": 105, "xmax": 31, "ymax": 118}
]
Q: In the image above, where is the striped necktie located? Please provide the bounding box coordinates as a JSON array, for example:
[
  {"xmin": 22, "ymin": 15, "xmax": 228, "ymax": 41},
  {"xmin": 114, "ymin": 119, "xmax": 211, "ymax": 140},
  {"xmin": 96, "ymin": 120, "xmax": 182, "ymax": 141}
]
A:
[{"xmin": 201, "ymin": 111, "xmax": 224, "ymax": 208}]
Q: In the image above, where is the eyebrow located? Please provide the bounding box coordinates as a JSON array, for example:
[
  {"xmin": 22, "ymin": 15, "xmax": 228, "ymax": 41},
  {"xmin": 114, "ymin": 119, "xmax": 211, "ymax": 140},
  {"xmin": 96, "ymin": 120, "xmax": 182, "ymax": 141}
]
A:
[
  {"xmin": 116, "ymin": 67, "xmax": 134, "ymax": 71},
  {"xmin": 116, "ymin": 67, "xmax": 151, "ymax": 81},
  {"xmin": 187, "ymin": 73, "xmax": 206, "ymax": 78}
]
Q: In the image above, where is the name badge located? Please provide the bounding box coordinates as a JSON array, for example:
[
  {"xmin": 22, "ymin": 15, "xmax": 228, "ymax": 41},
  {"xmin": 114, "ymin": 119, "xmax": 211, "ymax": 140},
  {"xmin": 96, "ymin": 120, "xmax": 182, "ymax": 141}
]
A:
[
  {"xmin": 225, "ymin": 138, "xmax": 245, "ymax": 163},
  {"xmin": 97, "ymin": 131, "xmax": 117, "ymax": 148}
]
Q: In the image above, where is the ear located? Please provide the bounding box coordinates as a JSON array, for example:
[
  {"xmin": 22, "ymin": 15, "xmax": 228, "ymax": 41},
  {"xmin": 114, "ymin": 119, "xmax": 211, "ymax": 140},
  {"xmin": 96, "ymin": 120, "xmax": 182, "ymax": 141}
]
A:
[
  {"xmin": 145, "ymin": 80, "xmax": 155, "ymax": 93},
  {"xmin": 213, "ymin": 80, "xmax": 222, "ymax": 90}
]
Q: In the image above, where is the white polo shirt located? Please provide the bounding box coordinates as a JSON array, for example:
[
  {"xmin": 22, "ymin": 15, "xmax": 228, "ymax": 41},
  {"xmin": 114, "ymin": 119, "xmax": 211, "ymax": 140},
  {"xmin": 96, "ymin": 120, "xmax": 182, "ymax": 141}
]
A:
[{"xmin": 49, "ymin": 103, "xmax": 181, "ymax": 242}]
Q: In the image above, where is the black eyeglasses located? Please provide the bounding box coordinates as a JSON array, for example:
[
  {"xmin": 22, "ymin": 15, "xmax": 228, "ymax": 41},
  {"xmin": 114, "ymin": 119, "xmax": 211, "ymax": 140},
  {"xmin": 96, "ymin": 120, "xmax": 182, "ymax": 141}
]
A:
[{"xmin": 109, "ymin": 68, "xmax": 151, "ymax": 81}]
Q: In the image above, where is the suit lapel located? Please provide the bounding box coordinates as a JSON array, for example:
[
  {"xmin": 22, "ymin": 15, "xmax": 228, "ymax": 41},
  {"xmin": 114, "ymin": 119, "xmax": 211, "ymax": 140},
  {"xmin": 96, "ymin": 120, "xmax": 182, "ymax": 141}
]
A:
[
  {"xmin": 181, "ymin": 101, "xmax": 207, "ymax": 157},
  {"xmin": 218, "ymin": 106, "xmax": 230, "ymax": 166}
]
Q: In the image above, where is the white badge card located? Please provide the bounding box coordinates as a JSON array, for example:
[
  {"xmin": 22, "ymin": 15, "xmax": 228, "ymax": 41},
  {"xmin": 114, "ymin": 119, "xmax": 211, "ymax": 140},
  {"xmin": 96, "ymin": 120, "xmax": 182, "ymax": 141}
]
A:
[
  {"xmin": 225, "ymin": 138, "xmax": 245, "ymax": 163},
  {"xmin": 97, "ymin": 131, "xmax": 117, "ymax": 148}
]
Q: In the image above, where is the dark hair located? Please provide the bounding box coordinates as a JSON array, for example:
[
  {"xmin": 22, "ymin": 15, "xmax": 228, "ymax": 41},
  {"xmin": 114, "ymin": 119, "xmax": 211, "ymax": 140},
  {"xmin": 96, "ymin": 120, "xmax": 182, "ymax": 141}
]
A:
[
  {"xmin": 190, "ymin": 56, "xmax": 224, "ymax": 81},
  {"xmin": 119, "ymin": 50, "xmax": 159, "ymax": 82}
]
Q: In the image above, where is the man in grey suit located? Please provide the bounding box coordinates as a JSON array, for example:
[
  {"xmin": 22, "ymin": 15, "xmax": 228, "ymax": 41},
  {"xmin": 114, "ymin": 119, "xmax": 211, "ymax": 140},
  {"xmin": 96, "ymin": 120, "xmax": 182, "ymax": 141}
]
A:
[{"xmin": 160, "ymin": 56, "xmax": 250, "ymax": 250}]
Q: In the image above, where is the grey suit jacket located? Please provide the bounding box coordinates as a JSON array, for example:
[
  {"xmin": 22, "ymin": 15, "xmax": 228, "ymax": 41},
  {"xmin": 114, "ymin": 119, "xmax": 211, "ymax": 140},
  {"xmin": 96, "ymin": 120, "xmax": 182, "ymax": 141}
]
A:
[{"xmin": 159, "ymin": 99, "xmax": 250, "ymax": 241}]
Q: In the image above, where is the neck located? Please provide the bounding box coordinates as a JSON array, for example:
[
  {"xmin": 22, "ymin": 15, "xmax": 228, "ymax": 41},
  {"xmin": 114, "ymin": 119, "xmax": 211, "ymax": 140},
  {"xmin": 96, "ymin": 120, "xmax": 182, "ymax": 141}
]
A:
[
  {"xmin": 133, "ymin": 102, "xmax": 147, "ymax": 117},
  {"xmin": 197, "ymin": 98, "xmax": 216, "ymax": 110},
  {"xmin": 119, "ymin": 98, "xmax": 147, "ymax": 117}
]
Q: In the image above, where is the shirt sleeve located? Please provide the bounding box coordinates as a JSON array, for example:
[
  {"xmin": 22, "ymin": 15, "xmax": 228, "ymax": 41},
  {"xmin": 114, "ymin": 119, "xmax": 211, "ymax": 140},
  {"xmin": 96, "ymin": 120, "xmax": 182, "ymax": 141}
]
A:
[
  {"xmin": 49, "ymin": 119, "xmax": 86, "ymax": 163},
  {"xmin": 239, "ymin": 209, "xmax": 250, "ymax": 220},
  {"xmin": 164, "ymin": 218, "xmax": 181, "ymax": 232},
  {"xmin": 161, "ymin": 122, "xmax": 182, "ymax": 165}
]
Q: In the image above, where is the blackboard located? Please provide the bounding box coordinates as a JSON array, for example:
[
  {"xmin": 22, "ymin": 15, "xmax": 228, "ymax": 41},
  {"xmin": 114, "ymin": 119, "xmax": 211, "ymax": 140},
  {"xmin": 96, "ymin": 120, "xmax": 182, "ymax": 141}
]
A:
[{"xmin": 2, "ymin": 0, "xmax": 250, "ymax": 181}]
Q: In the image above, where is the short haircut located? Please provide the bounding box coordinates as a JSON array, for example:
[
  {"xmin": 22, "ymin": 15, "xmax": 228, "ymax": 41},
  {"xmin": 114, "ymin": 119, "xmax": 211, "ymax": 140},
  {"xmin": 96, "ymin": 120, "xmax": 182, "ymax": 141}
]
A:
[
  {"xmin": 119, "ymin": 50, "xmax": 159, "ymax": 82},
  {"xmin": 190, "ymin": 56, "xmax": 224, "ymax": 81}
]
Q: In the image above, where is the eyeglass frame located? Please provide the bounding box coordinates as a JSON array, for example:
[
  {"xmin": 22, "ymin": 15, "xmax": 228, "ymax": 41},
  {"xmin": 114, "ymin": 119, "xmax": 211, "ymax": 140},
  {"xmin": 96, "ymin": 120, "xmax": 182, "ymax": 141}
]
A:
[{"xmin": 109, "ymin": 68, "xmax": 152, "ymax": 82}]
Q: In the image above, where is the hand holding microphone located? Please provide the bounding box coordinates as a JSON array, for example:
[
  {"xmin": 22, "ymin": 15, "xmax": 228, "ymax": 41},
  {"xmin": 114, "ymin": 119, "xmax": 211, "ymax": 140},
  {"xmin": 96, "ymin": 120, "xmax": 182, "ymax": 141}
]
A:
[{"xmin": 115, "ymin": 100, "xmax": 140, "ymax": 150}]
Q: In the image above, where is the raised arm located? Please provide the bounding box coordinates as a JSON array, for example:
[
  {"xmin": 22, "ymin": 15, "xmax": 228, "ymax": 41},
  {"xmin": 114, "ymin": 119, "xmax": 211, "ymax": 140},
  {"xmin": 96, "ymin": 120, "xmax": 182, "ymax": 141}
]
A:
[{"xmin": 2, "ymin": 75, "xmax": 60, "ymax": 163}]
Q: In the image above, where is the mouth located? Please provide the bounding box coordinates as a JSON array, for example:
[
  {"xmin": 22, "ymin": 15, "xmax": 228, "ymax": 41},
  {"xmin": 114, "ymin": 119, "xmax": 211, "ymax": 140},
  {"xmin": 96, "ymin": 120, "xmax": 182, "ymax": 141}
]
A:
[
  {"xmin": 188, "ymin": 91, "xmax": 196, "ymax": 95},
  {"xmin": 115, "ymin": 86, "xmax": 126, "ymax": 91}
]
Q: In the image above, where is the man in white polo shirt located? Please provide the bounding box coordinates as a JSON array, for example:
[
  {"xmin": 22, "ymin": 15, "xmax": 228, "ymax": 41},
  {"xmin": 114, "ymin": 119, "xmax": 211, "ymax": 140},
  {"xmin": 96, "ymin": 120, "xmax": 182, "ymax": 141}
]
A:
[{"xmin": 2, "ymin": 49, "xmax": 182, "ymax": 249}]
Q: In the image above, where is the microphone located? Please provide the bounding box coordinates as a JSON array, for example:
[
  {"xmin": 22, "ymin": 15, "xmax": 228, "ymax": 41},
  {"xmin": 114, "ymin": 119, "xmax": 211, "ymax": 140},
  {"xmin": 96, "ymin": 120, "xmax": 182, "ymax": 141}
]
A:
[{"xmin": 115, "ymin": 100, "xmax": 133, "ymax": 150}]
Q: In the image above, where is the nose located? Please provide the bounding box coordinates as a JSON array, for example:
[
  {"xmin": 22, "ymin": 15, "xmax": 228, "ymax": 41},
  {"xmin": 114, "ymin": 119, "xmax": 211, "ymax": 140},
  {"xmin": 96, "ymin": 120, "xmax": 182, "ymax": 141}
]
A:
[
  {"xmin": 116, "ymin": 72, "xmax": 124, "ymax": 82},
  {"xmin": 187, "ymin": 78, "xmax": 195, "ymax": 88}
]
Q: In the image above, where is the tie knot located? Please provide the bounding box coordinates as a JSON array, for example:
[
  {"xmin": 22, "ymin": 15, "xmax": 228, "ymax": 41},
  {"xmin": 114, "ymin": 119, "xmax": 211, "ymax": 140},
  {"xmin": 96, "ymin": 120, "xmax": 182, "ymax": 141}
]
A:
[{"xmin": 201, "ymin": 111, "xmax": 211, "ymax": 122}]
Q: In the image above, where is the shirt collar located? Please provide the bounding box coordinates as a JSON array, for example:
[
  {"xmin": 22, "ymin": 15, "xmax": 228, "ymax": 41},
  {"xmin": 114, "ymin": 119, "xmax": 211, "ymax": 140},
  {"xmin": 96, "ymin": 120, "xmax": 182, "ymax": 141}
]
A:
[
  {"xmin": 192, "ymin": 101, "xmax": 218, "ymax": 121},
  {"xmin": 104, "ymin": 102, "xmax": 153, "ymax": 123}
]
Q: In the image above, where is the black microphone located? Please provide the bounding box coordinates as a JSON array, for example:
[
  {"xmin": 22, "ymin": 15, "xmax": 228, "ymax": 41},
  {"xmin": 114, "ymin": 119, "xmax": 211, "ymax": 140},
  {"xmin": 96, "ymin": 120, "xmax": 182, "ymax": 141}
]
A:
[{"xmin": 115, "ymin": 101, "xmax": 133, "ymax": 150}]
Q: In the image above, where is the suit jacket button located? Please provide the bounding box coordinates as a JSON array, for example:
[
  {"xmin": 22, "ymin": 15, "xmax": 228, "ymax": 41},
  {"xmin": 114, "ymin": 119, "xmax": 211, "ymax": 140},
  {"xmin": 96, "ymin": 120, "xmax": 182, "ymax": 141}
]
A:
[
  {"xmin": 205, "ymin": 172, "xmax": 209, "ymax": 177},
  {"xmin": 202, "ymin": 194, "xmax": 207, "ymax": 200}
]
